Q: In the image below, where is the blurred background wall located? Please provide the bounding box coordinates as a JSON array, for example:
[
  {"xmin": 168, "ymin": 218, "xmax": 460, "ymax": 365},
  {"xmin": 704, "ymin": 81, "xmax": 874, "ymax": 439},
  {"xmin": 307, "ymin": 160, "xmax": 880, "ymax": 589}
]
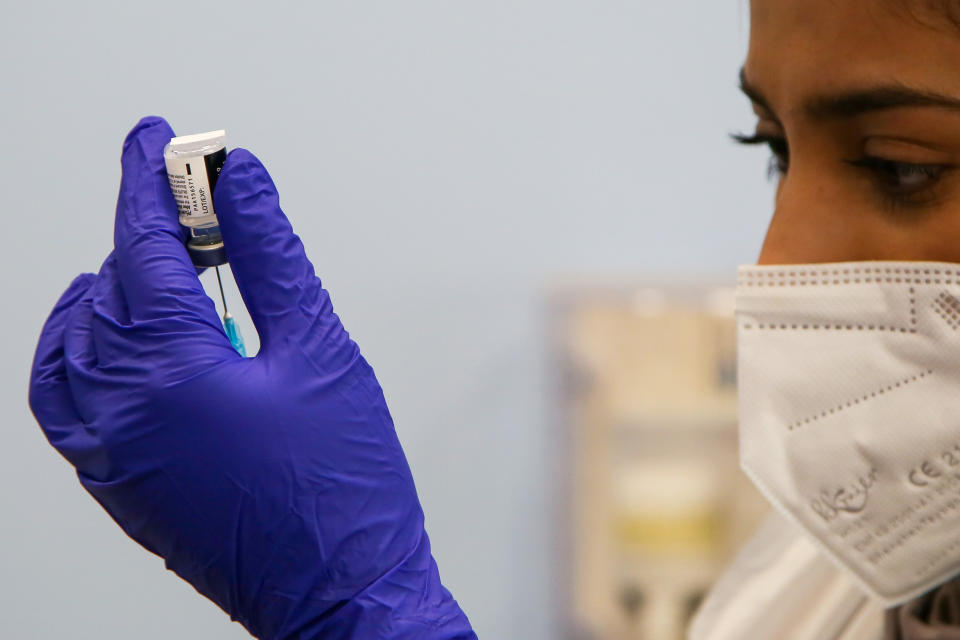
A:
[{"xmin": 0, "ymin": 2, "xmax": 773, "ymax": 638}]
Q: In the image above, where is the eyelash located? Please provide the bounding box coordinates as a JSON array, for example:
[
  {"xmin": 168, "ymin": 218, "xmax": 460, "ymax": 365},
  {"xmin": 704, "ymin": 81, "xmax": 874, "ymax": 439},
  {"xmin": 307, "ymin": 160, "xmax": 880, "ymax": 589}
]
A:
[
  {"xmin": 731, "ymin": 133, "xmax": 790, "ymax": 180},
  {"xmin": 731, "ymin": 132, "xmax": 951, "ymax": 208}
]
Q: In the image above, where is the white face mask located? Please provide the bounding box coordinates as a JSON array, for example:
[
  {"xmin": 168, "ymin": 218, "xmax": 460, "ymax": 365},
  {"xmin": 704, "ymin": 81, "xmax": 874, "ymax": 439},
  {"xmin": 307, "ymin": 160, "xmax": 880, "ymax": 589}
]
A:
[{"xmin": 736, "ymin": 261, "xmax": 960, "ymax": 606}]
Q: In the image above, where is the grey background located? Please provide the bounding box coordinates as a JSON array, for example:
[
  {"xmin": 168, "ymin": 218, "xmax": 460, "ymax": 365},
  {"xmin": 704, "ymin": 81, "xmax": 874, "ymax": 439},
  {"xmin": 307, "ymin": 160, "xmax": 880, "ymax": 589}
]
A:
[{"xmin": 0, "ymin": 2, "xmax": 771, "ymax": 638}]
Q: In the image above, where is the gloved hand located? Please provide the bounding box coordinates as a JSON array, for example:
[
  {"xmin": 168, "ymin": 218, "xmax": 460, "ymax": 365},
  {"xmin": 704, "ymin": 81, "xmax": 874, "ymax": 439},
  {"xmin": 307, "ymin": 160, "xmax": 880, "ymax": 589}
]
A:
[{"xmin": 28, "ymin": 116, "xmax": 477, "ymax": 640}]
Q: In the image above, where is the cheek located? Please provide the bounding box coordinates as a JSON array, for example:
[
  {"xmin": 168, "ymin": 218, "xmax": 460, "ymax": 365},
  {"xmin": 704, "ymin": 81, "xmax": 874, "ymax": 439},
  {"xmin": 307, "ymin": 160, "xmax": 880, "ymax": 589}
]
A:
[
  {"xmin": 880, "ymin": 209, "xmax": 960, "ymax": 263},
  {"xmin": 759, "ymin": 165, "xmax": 960, "ymax": 265}
]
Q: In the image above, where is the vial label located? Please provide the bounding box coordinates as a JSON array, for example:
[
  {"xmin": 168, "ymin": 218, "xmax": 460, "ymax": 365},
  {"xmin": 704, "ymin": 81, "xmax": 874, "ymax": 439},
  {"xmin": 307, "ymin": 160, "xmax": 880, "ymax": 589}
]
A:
[{"xmin": 165, "ymin": 148, "xmax": 227, "ymax": 219}]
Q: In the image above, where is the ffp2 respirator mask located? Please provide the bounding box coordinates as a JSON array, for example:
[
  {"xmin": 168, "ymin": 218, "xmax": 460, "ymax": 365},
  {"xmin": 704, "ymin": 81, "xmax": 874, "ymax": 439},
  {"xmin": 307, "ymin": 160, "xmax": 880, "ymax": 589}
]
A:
[{"xmin": 737, "ymin": 262, "xmax": 960, "ymax": 606}]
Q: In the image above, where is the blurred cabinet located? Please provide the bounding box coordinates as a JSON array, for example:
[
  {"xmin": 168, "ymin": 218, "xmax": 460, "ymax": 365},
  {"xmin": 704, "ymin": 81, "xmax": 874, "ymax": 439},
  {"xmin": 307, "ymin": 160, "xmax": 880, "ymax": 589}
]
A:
[{"xmin": 551, "ymin": 284, "xmax": 768, "ymax": 640}]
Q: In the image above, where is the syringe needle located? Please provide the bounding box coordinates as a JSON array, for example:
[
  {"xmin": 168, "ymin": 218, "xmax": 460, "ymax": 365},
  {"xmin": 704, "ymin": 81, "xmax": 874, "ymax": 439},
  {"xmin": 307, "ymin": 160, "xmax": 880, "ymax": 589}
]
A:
[
  {"xmin": 215, "ymin": 265, "xmax": 247, "ymax": 357},
  {"xmin": 215, "ymin": 265, "xmax": 229, "ymax": 315}
]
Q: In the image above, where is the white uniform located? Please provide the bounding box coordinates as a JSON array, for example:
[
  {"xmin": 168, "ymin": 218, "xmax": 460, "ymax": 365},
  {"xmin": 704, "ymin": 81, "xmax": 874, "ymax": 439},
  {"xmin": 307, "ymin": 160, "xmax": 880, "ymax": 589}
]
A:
[{"xmin": 690, "ymin": 514, "xmax": 885, "ymax": 640}]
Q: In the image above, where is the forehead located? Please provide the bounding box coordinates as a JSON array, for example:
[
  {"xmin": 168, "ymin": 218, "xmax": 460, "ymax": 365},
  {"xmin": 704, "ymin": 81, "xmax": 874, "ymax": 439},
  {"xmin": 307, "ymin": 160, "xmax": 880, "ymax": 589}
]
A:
[{"xmin": 746, "ymin": 0, "xmax": 960, "ymax": 103}]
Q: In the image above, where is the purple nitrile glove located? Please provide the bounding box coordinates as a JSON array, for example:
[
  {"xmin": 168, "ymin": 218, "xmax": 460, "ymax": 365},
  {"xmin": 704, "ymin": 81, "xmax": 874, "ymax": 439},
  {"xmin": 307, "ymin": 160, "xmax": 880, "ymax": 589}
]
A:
[{"xmin": 28, "ymin": 116, "xmax": 477, "ymax": 640}]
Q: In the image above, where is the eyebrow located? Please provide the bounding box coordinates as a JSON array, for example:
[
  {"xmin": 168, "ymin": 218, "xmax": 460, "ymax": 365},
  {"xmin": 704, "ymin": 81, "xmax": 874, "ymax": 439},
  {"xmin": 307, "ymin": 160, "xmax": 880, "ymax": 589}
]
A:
[{"xmin": 738, "ymin": 67, "xmax": 960, "ymax": 120}]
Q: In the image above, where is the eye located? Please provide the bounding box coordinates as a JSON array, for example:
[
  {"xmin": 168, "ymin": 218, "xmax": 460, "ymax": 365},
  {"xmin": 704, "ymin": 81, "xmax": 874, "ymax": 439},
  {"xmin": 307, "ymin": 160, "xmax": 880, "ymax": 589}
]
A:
[
  {"xmin": 846, "ymin": 157, "xmax": 945, "ymax": 192},
  {"xmin": 732, "ymin": 133, "xmax": 789, "ymax": 179}
]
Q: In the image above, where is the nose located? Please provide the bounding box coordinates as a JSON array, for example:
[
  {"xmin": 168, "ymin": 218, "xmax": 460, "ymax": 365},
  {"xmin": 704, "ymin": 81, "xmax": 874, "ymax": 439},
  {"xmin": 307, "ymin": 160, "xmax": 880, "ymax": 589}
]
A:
[{"xmin": 756, "ymin": 167, "xmax": 865, "ymax": 266}]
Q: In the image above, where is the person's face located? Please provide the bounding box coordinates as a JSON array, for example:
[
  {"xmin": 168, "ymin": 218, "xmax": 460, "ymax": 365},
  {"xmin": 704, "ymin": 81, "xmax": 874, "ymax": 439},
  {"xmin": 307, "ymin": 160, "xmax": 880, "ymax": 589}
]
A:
[{"xmin": 745, "ymin": 0, "xmax": 960, "ymax": 265}]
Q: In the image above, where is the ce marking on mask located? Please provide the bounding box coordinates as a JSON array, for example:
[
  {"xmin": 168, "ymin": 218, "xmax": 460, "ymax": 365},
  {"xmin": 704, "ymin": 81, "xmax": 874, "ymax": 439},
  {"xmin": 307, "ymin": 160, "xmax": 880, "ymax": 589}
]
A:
[
  {"xmin": 908, "ymin": 444, "xmax": 960, "ymax": 487},
  {"xmin": 824, "ymin": 457, "xmax": 960, "ymax": 570},
  {"xmin": 861, "ymin": 472, "xmax": 960, "ymax": 568},
  {"xmin": 805, "ymin": 445, "xmax": 960, "ymax": 571}
]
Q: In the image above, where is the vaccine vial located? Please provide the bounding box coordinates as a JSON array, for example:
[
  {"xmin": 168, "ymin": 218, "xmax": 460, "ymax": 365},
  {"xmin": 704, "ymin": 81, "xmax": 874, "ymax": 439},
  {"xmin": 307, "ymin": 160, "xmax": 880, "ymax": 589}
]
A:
[{"xmin": 163, "ymin": 130, "xmax": 228, "ymax": 267}]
